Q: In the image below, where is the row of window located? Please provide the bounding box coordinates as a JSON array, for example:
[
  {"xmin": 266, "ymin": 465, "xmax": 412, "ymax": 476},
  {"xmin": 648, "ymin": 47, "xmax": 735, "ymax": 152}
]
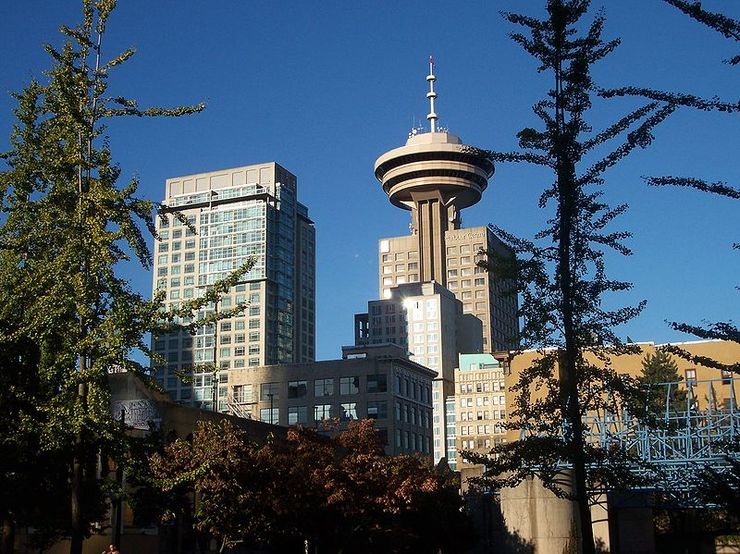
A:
[
  {"xmin": 447, "ymin": 253, "xmax": 485, "ymax": 267},
  {"xmin": 395, "ymin": 429, "xmax": 430, "ymax": 454},
  {"xmin": 257, "ymin": 374, "xmax": 389, "ymax": 401},
  {"xmin": 380, "ymin": 250, "xmax": 419, "ymax": 262},
  {"xmin": 393, "ymin": 373, "xmax": 431, "ymax": 404},
  {"xmin": 447, "ymin": 278, "xmax": 486, "ymax": 291},
  {"xmin": 259, "ymin": 400, "xmax": 388, "ymax": 424},
  {"xmin": 459, "ymin": 423, "xmax": 504, "ymax": 436},
  {"xmin": 460, "ymin": 396, "xmax": 506, "ymax": 407},
  {"xmin": 459, "ymin": 437, "xmax": 505, "ymax": 450},
  {"xmin": 394, "ymin": 401, "xmax": 432, "ymax": 428},
  {"xmin": 446, "ymin": 243, "xmax": 485, "ymax": 255},
  {"xmin": 458, "ymin": 381, "xmax": 505, "ymax": 394},
  {"xmin": 459, "ymin": 410, "xmax": 505, "ymax": 421}
]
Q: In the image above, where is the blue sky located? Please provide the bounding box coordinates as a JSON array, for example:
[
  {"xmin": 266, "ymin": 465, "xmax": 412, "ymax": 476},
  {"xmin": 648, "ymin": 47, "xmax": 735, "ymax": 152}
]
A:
[{"xmin": 1, "ymin": 1, "xmax": 738, "ymax": 361}]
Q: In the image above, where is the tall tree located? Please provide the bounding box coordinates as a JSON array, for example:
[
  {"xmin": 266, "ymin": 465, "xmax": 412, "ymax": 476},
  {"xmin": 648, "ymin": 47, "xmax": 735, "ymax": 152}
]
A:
[
  {"xmin": 0, "ymin": 1, "xmax": 231, "ymax": 552},
  {"xmin": 463, "ymin": 2, "xmax": 673, "ymax": 552}
]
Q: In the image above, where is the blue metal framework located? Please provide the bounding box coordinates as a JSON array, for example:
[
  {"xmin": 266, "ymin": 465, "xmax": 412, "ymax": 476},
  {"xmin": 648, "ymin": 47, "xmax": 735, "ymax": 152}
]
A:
[{"xmin": 583, "ymin": 376, "xmax": 739, "ymax": 504}]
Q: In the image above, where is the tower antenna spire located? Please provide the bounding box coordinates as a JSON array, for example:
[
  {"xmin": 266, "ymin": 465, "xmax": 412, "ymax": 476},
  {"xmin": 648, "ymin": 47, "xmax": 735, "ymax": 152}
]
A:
[{"xmin": 426, "ymin": 55, "xmax": 438, "ymax": 133}]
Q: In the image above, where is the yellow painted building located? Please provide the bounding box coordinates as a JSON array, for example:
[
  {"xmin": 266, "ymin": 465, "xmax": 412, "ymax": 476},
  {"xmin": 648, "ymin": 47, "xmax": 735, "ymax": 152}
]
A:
[{"xmin": 501, "ymin": 340, "xmax": 740, "ymax": 442}]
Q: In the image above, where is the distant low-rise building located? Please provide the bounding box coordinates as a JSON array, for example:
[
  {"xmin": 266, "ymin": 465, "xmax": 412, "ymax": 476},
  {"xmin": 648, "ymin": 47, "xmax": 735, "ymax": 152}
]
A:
[
  {"xmin": 226, "ymin": 343, "xmax": 436, "ymax": 457},
  {"xmin": 452, "ymin": 353, "xmax": 507, "ymax": 480}
]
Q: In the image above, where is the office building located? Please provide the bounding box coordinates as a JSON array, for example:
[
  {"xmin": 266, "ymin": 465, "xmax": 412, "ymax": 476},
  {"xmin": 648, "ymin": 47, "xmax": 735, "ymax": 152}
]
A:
[
  {"xmin": 226, "ymin": 343, "xmax": 435, "ymax": 456},
  {"xmin": 453, "ymin": 353, "xmax": 507, "ymax": 482},
  {"xmin": 151, "ymin": 162, "xmax": 315, "ymax": 410},
  {"xmin": 354, "ymin": 281, "xmax": 482, "ymax": 462}
]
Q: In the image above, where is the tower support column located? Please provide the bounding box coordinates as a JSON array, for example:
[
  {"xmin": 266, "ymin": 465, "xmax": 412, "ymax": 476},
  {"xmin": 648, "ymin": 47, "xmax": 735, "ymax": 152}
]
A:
[{"xmin": 411, "ymin": 190, "xmax": 457, "ymax": 284}]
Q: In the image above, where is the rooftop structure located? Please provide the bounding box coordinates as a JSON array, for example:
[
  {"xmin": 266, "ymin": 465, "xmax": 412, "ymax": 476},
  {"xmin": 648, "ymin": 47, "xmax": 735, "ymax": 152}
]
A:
[{"xmin": 374, "ymin": 58, "xmax": 494, "ymax": 285}]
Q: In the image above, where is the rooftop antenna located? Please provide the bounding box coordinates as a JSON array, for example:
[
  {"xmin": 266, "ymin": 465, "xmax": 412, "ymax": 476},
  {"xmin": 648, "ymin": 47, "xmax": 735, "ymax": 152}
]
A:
[{"xmin": 426, "ymin": 55, "xmax": 438, "ymax": 133}]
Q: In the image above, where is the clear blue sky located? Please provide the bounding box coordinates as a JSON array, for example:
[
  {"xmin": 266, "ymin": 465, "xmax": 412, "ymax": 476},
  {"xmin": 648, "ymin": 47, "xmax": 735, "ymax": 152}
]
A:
[{"xmin": 1, "ymin": 1, "xmax": 738, "ymax": 360}]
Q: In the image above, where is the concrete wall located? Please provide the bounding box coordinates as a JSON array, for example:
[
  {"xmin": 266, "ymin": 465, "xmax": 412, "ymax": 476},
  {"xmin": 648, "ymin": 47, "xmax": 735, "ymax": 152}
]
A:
[{"xmin": 500, "ymin": 474, "xmax": 579, "ymax": 554}]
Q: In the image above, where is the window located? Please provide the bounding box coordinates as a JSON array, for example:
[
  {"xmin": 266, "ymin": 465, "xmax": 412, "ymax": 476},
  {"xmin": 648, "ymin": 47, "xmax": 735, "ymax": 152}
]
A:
[
  {"xmin": 261, "ymin": 382, "xmax": 279, "ymax": 401},
  {"xmin": 685, "ymin": 368, "xmax": 697, "ymax": 386},
  {"xmin": 367, "ymin": 400, "xmax": 387, "ymax": 420},
  {"xmin": 260, "ymin": 408, "xmax": 279, "ymax": 424},
  {"xmin": 722, "ymin": 369, "xmax": 732, "ymax": 385},
  {"xmin": 314, "ymin": 404, "xmax": 332, "ymax": 420},
  {"xmin": 315, "ymin": 378, "xmax": 334, "ymax": 397},
  {"xmin": 288, "ymin": 406, "xmax": 308, "ymax": 425},
  {"xmin": 341, "ymin": 402, "xmax": 358, "ymax": 420},
  {"xmin": 340, "ymin": 376, "xmax": 359, "ymax": 395},
  {"xmin": 367, "ymin": 374, "xmax": 387, "ymax": 393},
  {"xmin": 288, "ymin": 380, "xmax": 307, "ymax": 399}
]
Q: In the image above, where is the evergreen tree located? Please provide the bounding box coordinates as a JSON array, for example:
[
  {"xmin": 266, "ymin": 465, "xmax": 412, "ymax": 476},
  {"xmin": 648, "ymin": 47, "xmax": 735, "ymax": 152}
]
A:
[
  {"xmin": 633, "ymin": 350, "xmax": 687, "ymax": 422},
  {"xmin": 0, "ymin": 2, "xmax": 246, "ymax": 552},
  {"xmin": 462, "ymin": 2, "xmax": 673, "ymax": 552},
  {"xmin": 640, "ymin": 350, "xmax": 680, "ymax": 385}
]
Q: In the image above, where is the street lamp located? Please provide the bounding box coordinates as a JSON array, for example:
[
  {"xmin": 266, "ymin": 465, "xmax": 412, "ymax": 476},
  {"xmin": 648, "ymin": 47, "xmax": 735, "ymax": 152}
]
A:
[{"xmin": 267, "ymin": 392, "xmax": 275, "ymax": 424}]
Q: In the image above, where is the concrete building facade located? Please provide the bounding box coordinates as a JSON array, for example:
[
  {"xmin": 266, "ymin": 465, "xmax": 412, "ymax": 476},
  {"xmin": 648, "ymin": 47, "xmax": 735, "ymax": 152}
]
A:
[
  {"xmin": 378, "ymin": 227, "xmax": 518, "ymax": 352},
  {"xmin": 151, "ymin": 162, "xmax": 315, "ymax": 410},
  {"xmin": 353, "ymin": 281, "xmax": 482, "ymax": 462},
  {"xmin": 225, "ymin": 343, "xmax": 435, "ymax": 456},
  {"xmin": 453, "ymin": 353, "xmax": 508, "ymax": 478}
]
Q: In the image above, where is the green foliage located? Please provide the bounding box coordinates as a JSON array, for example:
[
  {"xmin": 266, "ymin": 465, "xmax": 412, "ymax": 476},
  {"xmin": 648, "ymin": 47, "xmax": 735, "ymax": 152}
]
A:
[
  {"xmin": 628, "ymin": 350, "xmax": 688, "ymax": 424},
  {"xmin": 0, "ymin": 1, "xmax": 241, "ymax": 549},
  {"xmin": 640, "ymin": 350, "xmax": 680, "ymax": 385},
  {"xmin": 150, "ymin": 419, "xmax": 472, "ymax": 553}
]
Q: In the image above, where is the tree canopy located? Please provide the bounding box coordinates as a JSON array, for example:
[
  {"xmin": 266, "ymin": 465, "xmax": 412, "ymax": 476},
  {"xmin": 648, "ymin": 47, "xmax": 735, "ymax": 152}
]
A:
[{"xmin": 150, "ymin": 419, "xmax": 473, "ymax": 554}]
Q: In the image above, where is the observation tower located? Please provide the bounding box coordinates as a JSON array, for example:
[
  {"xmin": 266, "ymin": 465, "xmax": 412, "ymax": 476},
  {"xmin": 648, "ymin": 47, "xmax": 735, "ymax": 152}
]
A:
[{"xmin": 373, "ymin": 57, "xmax": 494, "ymax": 285}]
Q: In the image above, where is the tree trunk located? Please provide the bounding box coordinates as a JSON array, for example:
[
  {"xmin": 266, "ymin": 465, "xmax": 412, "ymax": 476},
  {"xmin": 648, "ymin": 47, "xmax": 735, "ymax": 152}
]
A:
[
  {"xmin": 1, "ymin": 513, "xmax": 14, "ymax": 554},
  {"xmin": 70, "ymin": 382, "xmax": 87, "ymax": 554}
]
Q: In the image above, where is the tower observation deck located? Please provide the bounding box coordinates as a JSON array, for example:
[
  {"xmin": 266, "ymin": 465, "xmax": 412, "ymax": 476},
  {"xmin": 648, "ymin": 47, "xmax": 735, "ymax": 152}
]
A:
[{"xmin": 374, "ymin": 58, "xmax": 494, "ymax": 284}]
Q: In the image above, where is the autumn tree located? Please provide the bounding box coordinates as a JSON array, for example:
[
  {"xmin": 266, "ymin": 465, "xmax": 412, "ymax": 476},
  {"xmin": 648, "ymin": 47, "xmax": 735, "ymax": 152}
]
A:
[
  {"xmin": 151, "ymin": 419, "xmax": 472, "ymax": 553},
  {"xmin": 463, "ymin": 2, "xmax": 674, "ymax": 552}
]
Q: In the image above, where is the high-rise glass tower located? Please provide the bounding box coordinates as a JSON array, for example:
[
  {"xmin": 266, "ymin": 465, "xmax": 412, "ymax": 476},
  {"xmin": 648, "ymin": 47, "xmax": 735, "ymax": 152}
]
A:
[{"xmin": 151, "ymin": 162, "xmax": 315, "ymax": 411}]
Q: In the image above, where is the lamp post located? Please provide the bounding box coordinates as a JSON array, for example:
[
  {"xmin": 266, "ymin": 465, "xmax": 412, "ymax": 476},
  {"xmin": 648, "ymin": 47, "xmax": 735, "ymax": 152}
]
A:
[{"xmin": 267, "ymin": 392, "xmax": 274, "ymax": 424}]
